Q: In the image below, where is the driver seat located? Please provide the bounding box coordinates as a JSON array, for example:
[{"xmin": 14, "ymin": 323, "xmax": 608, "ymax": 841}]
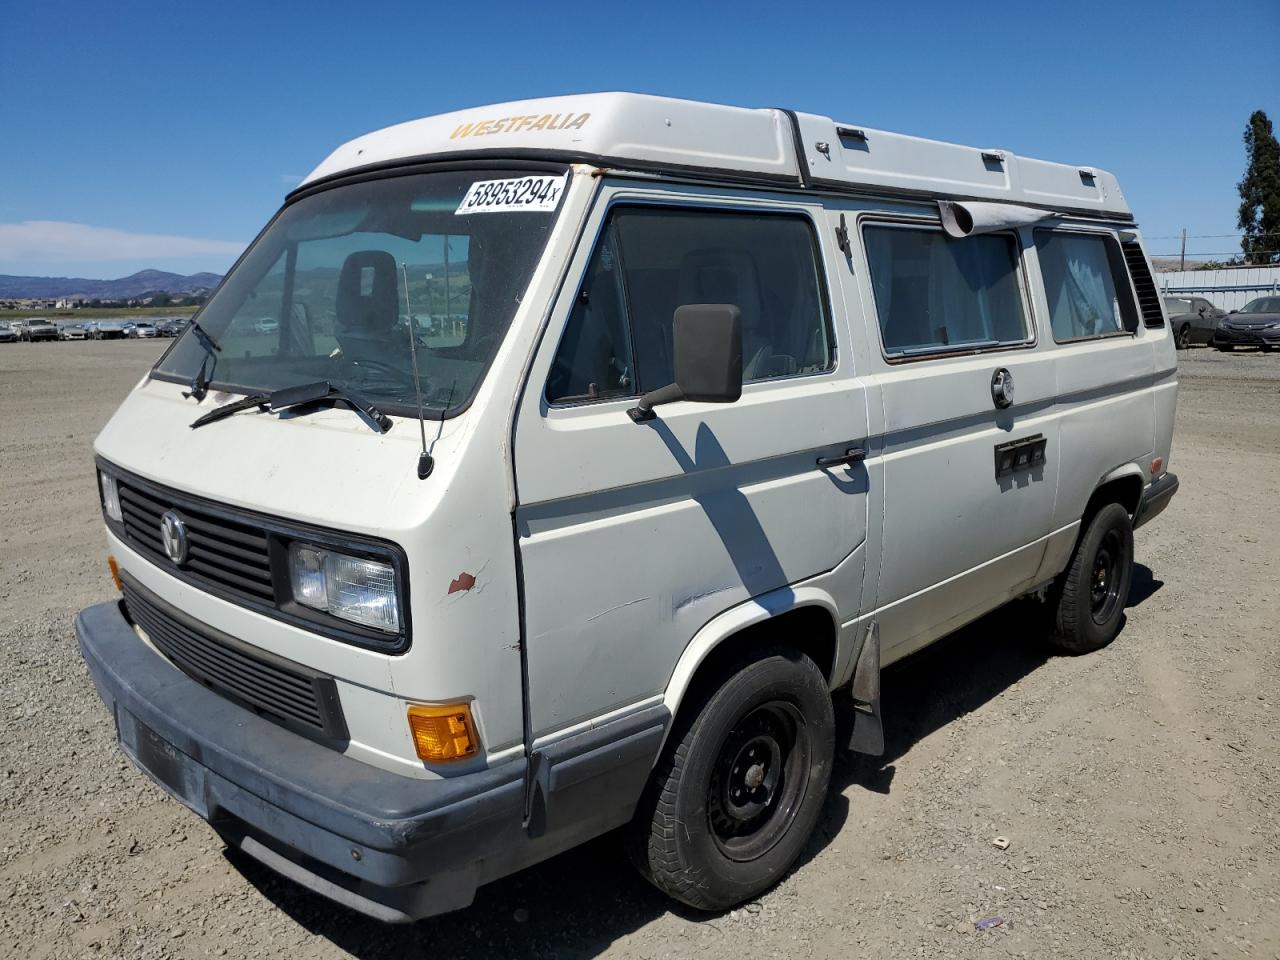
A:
[{"xmin": 335, "ymin": 251, "xmax": 400, "ymax": 366}]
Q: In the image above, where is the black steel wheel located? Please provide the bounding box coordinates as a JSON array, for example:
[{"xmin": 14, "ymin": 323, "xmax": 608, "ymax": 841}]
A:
[
  {"xmin": 1047, "ymin": 502, "xmax": 1134, "ymax": 654},
  {"xmin": 628, "ymin": 648, "xmax": 833, "ymax": 911},
  {"xmin": 706, "ymin": 700, "xmax": 810, "ymax": 862},
  {"xmin": 1089, "ymin": 527, "xmax": 1126, "ymax": 626}
]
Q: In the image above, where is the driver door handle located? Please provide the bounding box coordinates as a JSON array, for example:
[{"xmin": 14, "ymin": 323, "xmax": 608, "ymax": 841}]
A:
[{"xmin": 817, "ymin": 446, "xmax": 867, "ymax": 468}]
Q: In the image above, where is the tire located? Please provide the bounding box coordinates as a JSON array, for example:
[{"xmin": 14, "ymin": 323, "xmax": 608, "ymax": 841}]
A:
[
  {"xmin": 1176, "ymin": 324, "xmax": 1191, "ymax": 349},
  {"xmin": 628, "ymin": 648, "xmax": 834, "ymax": 911},
  {"xmin": 1217, "ymin": 343, "xmax": 1234, "ymax": 352},
  {"xmin": 1048, "ymin": 502, "xmax": 1134, "ymax": 655}
]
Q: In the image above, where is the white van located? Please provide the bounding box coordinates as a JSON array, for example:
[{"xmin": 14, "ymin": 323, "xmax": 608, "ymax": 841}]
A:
[{"xmin": 78, "ymin": 93, "xmax": 1179, "ymax": 923}]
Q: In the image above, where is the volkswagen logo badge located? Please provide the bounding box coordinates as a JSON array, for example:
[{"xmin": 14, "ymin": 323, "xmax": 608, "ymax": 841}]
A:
[{"xmin": 160, "ymin": 511, "xmax": 189, "ymax": 565}]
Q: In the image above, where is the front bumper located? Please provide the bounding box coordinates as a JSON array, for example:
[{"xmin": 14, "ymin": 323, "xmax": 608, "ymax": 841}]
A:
[
  {"xmin": 1215, "ymin": 326, "xmax": 1280, "ymax": 346},
  {"xmin": 77, "ymin": 598, "xmax": 666, "ymax": 922},
  {"xmin": 77, "ymin": 599, "xmax": 524, "ymax": 922},
  {"xmin": 1134, "ymin": 472, "xmax": 1179, "ymax": 530}
]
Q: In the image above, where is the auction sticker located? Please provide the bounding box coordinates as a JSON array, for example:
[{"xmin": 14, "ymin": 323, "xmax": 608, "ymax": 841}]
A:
[{"xmin": 455, "ymin": 174, "xmax": 567, "ymax": 215}]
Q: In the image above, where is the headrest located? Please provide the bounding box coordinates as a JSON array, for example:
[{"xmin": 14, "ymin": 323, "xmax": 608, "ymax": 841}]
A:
[{"xmin": 337, "ymin": 250, "xmax": 399, "ymax": 330}]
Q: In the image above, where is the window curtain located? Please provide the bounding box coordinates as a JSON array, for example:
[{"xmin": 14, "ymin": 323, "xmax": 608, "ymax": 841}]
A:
[{"xmin": 1051, "ymin": 236, "xmax": 1118, "ymax": 338}]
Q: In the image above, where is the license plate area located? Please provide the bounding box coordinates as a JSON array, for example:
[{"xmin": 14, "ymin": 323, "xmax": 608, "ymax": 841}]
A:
[{"xmin": 117, "ymin": 708, "xmax": 209, "ymax": 818}]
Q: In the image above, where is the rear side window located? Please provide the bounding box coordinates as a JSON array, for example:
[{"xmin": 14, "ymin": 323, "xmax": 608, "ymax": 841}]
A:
[
  {"xmin": 863, "ymin": 225, "xmax": 1030, "ymax": 357},
  {"xmin": 546, "ymin": 207, "xmax": 832, "ymax": 404},
  {"xmin": 1035, "ymin": 231, "xmax": 1140, "ymax": 341}
]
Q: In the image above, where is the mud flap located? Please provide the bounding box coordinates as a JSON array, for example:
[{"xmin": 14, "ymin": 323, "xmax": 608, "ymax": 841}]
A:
[{"xmin": 847, "ymin": 621, "xmax": 884, "ymax": 756}]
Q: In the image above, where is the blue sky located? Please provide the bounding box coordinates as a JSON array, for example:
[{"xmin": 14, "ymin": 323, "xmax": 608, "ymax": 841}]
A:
[{"xmin": 2, "ymin": 0, "xmax": 1277, "ymax": 278}]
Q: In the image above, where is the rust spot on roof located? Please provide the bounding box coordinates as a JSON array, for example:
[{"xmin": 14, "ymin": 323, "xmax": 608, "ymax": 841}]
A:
[{"xmin": 448, "ymin": 572, "xmax": 477, "ymax": 595}]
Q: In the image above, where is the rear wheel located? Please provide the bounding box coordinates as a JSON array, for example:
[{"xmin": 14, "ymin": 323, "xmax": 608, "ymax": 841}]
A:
[
  {"xmin": 628, "ymin": 649, "xmax": 834, "ymax": 911},
  {"xmin": 1047, "ymin": 502, "xmax": 1134, "ymax": 655}
]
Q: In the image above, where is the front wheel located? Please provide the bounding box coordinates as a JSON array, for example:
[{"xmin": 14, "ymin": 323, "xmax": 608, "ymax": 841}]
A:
[
  {"xmin": 628, "ymin": 649, "xmax": 834, "ymax": 911},
  {"xmin": 1047, "ymin": 502, "xmax": 1134, "ymax": 655},
  {"xmin": 1176, "ymin": 324, "xmax": 1191, "ymax": 349}
]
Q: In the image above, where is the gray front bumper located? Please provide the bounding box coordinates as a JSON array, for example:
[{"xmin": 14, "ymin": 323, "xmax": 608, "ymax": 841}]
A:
[
  {"xmin": 77, "ymin": 599, "xmax": 524, "ymax": 921},
  {"xmin": 77, "ymin": 599, "xmax": 665, "ymax": 922}
]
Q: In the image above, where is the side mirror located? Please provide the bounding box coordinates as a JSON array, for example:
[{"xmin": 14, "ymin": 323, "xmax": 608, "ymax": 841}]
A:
[{"xmin": 628, "ymin": 304, "xmax": 743, "ymax": 423}]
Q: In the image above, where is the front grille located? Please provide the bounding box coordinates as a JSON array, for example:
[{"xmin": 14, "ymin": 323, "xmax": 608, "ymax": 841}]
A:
[
  {"xmin": 121, "ymin": 574, "xmax": 348, "ymax": 741},
  {"xmin": 1121, "ymin": 241, "xmax": 1164, "ymax": 329},
  {"xmin": 117, "ymin": 480, "xmax": 276, "ymax": 605}
]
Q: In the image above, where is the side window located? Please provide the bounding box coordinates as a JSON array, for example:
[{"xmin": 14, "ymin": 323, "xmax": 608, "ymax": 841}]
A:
[
  {"xmin": 863, "ymin": 225, "xmax": 1029, "ymax": 356},
  {"xmin": 546, "ymin": 224, "xmax": 633, "ymax": 403},
  {"xmin": 546, "ymin": 206, "xmax": 832, "ymax": 403},
  {"xmin": 1035, "ymin": 231, "xmax": 1139, "ymax": 341}
]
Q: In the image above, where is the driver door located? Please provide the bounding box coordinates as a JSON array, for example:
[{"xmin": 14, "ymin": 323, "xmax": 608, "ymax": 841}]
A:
[{"xmin": 512, "ymin": 184, "xmax": 872, "ymax": 741}]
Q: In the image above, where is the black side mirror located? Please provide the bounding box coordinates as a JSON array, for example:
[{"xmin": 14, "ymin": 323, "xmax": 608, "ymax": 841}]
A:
[{"xmin": 628, "ymin": 304, "xmax": 743, "ymax": 423}]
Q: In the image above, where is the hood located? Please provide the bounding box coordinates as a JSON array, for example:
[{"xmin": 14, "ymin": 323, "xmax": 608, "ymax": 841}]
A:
[{"xmin": 95, "ymin": 377, "xmax": 480, "ymax": 539}]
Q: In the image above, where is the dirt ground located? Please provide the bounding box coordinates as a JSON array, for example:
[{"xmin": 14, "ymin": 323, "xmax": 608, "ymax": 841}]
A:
[{"xmin": 1, "ymin": 340, "xmax": 1277, "ymax": 960}]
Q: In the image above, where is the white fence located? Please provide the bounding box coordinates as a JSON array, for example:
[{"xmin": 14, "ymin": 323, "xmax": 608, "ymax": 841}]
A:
[{"xmin": 1156, "ymin": 264, "xmax": 1280, "ymax": 312}]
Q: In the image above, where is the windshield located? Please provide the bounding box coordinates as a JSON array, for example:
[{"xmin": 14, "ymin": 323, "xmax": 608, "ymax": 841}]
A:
[
  {"xmin": 154, "ymin": 167, "xmax": 567, "ymax": 417},
  {"xmin": 1241, "ymin": 297, "xmax": 1280, "ymax": 313}
]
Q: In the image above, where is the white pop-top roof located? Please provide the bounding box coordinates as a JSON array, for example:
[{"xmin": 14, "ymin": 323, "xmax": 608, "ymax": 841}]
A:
[{"xmin": 302, "ymin": 93, "xmax": 1131, "ymax": 218}]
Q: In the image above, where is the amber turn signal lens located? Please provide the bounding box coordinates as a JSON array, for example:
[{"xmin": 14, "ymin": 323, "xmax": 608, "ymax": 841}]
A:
[
  {"xmin": 107, "ymin": 555, "xmax": 122, "ymax": 592},
  {"xmin": 407, "ymin": 703, "xmax": 478, "ymax": 763}
]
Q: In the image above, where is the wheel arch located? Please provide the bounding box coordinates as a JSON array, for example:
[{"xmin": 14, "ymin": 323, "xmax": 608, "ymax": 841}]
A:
[
  {"xmin": 1089, "ymin": 465, "xmax": 1145, "ymax": 523},
  {"xmin": 660, "ymin": 587, "xmax": 843, "ymax": 752}
]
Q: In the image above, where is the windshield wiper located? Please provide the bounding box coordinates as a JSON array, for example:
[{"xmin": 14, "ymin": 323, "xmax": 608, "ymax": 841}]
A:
[
  {"xmin": 190, "ymin": 380, "xmax": 393, "ymax": 433},
  {"xmin": 189, "ymin": 392, "xmax": 268, "ymax": 429},
  {"xmin": 183, "ymin": 321, "xmax": 223, "ymax": 402}
]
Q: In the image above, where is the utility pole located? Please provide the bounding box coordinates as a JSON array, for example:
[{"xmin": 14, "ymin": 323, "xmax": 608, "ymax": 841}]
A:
[{"xmin": 1180, "ymin": 228, "xmax": 1187, "ymax": 271}]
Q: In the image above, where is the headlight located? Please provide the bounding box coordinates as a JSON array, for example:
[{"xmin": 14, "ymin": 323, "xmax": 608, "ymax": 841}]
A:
[
  {"xmin": 100, "ymin": 472, "xmax": 123, "ymax": 523},
  {"xmin": 289, "ymin": 543, "xmax": 400, "ymax": 632}
]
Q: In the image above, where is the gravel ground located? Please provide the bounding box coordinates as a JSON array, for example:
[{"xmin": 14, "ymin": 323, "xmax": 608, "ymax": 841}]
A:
[{"xmin": 1, "ymin": 340, "xmax": 1277, "ymax": 960}]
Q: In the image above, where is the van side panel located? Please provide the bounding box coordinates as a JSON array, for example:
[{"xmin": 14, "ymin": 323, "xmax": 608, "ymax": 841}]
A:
[
  {"xmin": 1048, "ymin": 336, "xmax": 1156, "ymax": 530},
  {"xmin": 512, "ymin": 183, "xmax": 872, "ymax": 740}
]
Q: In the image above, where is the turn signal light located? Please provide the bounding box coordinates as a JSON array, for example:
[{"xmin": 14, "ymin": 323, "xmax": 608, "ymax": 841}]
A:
[
  {"xmin": 107, "ymin": 555, "xmax": 122, "ymax": 592},
  {"xmin": 1151, "ymin": 456, "xmax": 1165, "ymax": 477},
  {"xmin": 407, "ymin": 703, "xmax": 478, "ymax": 763}
]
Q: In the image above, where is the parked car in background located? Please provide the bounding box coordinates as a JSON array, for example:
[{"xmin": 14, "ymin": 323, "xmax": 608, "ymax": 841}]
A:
[
  {"xmin": 1163, "ymin": 296, "xmax": 1225, "ymax": 349},
  {"xmin": 19, "ymin": 318, "xmax": 59, "ymax": 342},
  {"xmin": 157, "ymin": 318, "xmax": 188, "ymax": 337},
  {"xmin": 253, "ymin": 316, "xmax": 279, "ymax": 336},
  {"xmin": 0, "ymin": 322, "xmax": 17, "ymax": 343},
  {"xmin": 88, "ymin": 321, "xmax": 128, "ymax": 340},
  {"xmin": 1214, "ymin": 296, "xmax": 1280, "ymax": 352},
  {"xmin": 126, "ymin": 322, "xmax": 158, "ymax": 339},
  {"xmin": 60, "ymin": 323, "xmax": 89, "ymax": 341}
]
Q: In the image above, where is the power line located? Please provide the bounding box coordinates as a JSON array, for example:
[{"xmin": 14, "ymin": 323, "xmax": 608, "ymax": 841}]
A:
[
  {"xmin": 1150, "ymin": 251, "xmax": 1280, "ymax": 257},
  {"xmin": 1144, "ymin": 231, "xmax": 1280, "ymax": 240}
]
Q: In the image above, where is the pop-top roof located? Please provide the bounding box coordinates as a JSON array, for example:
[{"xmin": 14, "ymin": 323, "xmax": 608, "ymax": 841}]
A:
[{"xmin": 301, "ymin": 92, "xmax": 1131, "ymax": 219}]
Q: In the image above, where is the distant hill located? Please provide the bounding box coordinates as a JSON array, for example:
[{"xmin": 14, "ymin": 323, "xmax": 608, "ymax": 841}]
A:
[{"xmin": 0, "ymin": 269, "xmax": 223, "ymax": 299}]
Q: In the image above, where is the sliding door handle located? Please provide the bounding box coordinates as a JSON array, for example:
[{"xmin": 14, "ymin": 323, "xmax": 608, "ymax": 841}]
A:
[{"xmin": 817, "ymin": 447, "xmax": 867, "ymax": 468}]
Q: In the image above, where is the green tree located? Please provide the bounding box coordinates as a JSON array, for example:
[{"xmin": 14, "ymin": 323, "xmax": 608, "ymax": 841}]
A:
[{"xmin": 1237, "ymin": 110, "xmax": 1280, "ymax": 265}]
